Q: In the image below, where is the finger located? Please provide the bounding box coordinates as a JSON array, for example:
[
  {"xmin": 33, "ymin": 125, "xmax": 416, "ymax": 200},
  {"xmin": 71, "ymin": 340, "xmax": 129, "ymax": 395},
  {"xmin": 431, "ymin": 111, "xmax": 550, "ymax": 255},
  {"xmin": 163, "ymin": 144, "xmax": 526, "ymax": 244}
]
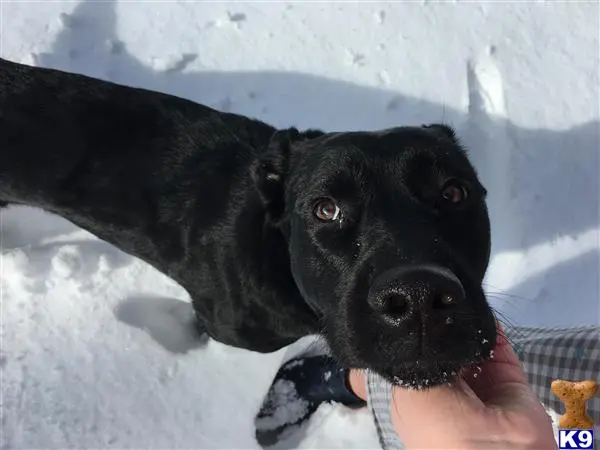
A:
[
  {"xmin": 470, "ymin": 338, "xmax": 526, "ymax": 385},
  {"xmin": 464, "ymin": 330, "xmax": 528, "ymax": 403}
]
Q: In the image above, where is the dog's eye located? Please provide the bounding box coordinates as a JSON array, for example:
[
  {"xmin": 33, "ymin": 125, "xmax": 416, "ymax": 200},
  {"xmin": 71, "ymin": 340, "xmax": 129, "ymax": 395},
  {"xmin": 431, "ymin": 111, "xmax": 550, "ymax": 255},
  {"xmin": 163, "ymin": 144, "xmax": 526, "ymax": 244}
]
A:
[
  {"xmin": 441, "ymin": 181, "xmax": 467, "ymax": 204},
  {"xmin": 314, "ymin": 198, "xmax": 342, "ymax": 222}
]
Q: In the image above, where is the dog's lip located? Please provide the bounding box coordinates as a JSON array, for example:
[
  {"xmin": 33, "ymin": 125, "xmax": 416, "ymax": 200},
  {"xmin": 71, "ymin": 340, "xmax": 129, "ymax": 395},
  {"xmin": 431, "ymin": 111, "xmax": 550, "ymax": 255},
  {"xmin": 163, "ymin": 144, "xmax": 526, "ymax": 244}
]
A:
[
  {"xmin": 394, "ymin": 356, "xmax": 484, "ymax": 372},
  {"xmin": 386, "ymin": 357, "xmax": 488, "ymax": 390},
  {"xmin": 389, "ymin": 367, "xmax": 461, "ymax": 389},
  {"xmin": 385, "ymin": 349, "xmax": 491, "ymax": 386}
]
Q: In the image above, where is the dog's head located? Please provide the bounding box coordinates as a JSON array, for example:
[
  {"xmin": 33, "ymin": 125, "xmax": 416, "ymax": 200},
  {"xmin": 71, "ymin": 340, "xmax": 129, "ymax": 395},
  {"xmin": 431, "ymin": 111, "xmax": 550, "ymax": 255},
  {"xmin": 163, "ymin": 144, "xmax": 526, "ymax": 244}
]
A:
[{"xmin": 253, "ymin": 124, "xmax": 496, "ymax": 388}]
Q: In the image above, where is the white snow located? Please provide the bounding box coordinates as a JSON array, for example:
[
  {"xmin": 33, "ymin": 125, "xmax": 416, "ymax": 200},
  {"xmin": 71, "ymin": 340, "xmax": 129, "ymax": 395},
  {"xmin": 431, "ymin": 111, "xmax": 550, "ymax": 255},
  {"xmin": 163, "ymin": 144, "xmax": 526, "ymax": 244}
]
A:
[{"xmin": 1, "ymin": 1, "xmax": 598, "ymax": 448}]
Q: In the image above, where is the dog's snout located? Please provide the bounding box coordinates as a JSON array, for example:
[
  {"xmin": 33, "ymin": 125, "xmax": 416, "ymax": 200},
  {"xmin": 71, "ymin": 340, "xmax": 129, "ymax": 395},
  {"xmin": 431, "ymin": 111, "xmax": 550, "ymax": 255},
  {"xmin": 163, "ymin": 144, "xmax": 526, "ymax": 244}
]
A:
[{"xmin": 368, "ymin": 265, "xmax": 465, "ymax": 323}]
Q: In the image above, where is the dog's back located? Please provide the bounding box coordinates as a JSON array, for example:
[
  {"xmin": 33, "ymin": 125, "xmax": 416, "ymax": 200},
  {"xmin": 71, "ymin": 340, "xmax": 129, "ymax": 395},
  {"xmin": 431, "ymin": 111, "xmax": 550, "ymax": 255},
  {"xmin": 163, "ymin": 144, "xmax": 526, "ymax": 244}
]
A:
[
  {"xmin": 0, "ymin": 58, "xmax": 268, "ymax": 204},
  {"xmin": 0, "ymin": 57, "xmax": 275, "ymax": 271}
]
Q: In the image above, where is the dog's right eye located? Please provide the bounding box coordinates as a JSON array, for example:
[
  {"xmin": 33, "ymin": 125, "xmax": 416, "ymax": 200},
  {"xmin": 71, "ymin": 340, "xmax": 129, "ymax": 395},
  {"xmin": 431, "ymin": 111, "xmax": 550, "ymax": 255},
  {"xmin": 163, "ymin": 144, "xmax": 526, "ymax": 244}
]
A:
[
  {"xmin": 440, "ymin": 180, "xmax": 468, "ymax": 204},
  {"xmin": 314, "ymin": 198, "xmax": 342, "ymax": 222}
]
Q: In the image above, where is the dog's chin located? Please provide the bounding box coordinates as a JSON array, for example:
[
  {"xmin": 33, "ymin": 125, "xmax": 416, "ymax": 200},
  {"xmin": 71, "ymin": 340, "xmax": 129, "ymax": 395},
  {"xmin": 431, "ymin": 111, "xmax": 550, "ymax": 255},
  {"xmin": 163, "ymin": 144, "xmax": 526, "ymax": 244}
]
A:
[{"xmin": 378, "ymin": 359, "xmax": 475, "ymax": 390}]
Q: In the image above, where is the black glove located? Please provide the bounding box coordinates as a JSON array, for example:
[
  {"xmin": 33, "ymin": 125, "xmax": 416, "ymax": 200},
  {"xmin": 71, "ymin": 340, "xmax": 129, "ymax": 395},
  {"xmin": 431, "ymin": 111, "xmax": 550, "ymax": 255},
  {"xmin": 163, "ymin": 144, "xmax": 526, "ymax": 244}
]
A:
[{"xmin": 254, "ymin": 354, "xmax": 366, "ymax": 447}]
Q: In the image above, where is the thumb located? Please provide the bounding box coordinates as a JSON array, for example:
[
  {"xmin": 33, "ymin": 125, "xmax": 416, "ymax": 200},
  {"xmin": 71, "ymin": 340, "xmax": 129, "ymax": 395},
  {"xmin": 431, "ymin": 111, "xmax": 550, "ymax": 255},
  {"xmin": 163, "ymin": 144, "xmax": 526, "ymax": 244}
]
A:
[{"xmin": 463, "ymin": 324, "xmax": 534, "ymax": 410}]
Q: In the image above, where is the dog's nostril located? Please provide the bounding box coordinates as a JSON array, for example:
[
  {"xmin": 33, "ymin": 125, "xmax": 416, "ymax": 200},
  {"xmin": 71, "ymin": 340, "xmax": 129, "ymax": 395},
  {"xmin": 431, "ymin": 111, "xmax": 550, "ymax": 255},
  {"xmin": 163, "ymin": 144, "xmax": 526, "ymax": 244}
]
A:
[
  {"xmin": 368, "ymin": 291, "xmax": 411, "ymax": 320},
  {"xmin": 433, "ymin": 293, "xmax": 458, "ymax": 310},
  {"xmin": 440, "ymin": 294, "xmax": 455, "ymax": 305},
  {"xmin": 384, "ymin": 294, "xmax": 408, "ymax": 317}
]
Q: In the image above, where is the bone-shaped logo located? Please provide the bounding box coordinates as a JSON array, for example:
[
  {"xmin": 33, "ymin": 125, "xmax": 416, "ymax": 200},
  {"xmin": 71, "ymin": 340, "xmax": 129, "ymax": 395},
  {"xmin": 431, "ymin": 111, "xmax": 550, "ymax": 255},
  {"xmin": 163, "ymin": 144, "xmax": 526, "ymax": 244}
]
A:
[{"xmin": 551, "ymin": 379, "xmax": 598, "ymax": 429}]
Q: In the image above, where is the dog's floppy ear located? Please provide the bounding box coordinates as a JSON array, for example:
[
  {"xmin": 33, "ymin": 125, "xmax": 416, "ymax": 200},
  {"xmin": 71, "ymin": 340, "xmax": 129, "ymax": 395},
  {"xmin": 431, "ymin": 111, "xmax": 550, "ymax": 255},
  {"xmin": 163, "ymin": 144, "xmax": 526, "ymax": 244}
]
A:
[
  {"xmin": 252, "ymin": 127, "xmax": 297, "ymax": 198},
  {"xmin": 422, "ymin": 123, "xmax": 458, "ymax": 142},
  {"xmin": 252, "ymin": 127, "xmax": 298, "ymax": 222},
  {"xmin": 252, "ymin": 127, "xmax": 324, "ymax": 222}
]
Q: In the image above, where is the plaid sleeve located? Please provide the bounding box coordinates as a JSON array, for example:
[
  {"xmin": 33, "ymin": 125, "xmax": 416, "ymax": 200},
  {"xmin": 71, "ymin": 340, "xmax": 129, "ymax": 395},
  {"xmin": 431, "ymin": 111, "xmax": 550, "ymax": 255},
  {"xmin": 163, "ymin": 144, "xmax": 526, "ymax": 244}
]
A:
[
  {"xmin": 366, "ymin": 370, "xmax": 405, "ymax": 450},
  {"xmin": 366, "ymin": 325, "xmax": 600, "ymax": 450}
]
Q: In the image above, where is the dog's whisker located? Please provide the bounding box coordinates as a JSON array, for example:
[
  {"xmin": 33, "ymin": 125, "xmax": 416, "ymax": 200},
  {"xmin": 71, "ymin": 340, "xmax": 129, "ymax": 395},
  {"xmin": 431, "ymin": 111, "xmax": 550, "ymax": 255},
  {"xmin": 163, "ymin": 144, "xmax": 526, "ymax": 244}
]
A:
[
  {"xmin": 491, "ymin": 308, "xmax": 521, "ymax": 328},
  {"xmin": 485, "ymin": 291, "xmax": 532, "ymax": 302},
  {"xmin": 490, "ymin": 308, "xmax": 525, "ymax": 347},
  {"xmin": 482, "ymin": 282, "xmax": 533, "ymax": 301}
]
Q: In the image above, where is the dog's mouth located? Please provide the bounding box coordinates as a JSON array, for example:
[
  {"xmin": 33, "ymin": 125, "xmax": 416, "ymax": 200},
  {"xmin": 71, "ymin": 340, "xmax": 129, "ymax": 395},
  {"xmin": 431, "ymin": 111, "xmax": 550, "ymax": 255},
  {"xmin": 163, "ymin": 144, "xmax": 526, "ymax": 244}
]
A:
[{"xmin": 327, "ymin": 313, "xmax": 498, "ymax": 390}]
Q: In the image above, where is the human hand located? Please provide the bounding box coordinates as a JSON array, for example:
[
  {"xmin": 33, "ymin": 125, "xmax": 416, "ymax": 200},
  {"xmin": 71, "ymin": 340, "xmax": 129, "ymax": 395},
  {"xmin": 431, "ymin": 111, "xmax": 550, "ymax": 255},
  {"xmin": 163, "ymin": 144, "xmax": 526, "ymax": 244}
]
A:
[{"xmin": 351, "ymin": 327, "xmax": 557, "ymax": 449}]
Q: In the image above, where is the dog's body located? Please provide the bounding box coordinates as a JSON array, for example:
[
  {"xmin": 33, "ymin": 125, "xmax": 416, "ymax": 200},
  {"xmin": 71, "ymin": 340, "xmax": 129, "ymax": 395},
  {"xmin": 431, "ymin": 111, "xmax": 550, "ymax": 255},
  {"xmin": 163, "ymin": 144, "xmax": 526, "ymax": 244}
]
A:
[
  {"xmin": 0, "ymin": 57, "xmax": 318, "ymax": 351},
  {"xmin": 0, "ymin": 57, "xmax": 496, "ymax": 387}
]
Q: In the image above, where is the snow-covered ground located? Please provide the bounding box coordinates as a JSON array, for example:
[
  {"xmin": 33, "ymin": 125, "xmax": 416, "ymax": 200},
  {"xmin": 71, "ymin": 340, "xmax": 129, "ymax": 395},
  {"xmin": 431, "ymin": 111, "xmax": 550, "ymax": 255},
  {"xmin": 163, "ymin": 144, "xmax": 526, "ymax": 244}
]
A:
[{"xmin": 1, "ymin": 1, "xmax": 598, "ymax": 448}]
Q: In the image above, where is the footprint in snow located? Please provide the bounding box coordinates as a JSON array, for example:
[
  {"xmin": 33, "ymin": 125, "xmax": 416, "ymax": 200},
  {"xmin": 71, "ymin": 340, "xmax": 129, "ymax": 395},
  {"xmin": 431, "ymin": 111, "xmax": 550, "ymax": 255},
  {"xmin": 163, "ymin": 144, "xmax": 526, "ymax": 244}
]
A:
[
  {"xmin": 12, "ymin": 240, "xmax": 131, "ymax": 294},
  {"xmin": 50, "ymin": 245, "xmax": 83, "ymax": 279},
  {"xmin": 114, "ymin": 295, "xmax": 209, "ymax": 354}
]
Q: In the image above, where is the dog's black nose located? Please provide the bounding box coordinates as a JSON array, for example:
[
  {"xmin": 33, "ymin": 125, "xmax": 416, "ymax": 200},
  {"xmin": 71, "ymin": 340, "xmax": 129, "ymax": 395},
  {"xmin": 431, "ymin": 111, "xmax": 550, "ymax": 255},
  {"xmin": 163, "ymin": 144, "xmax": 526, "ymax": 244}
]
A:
[{"xmin": 368, "ymin": 265, "xmax": 465, "ymax": 323}]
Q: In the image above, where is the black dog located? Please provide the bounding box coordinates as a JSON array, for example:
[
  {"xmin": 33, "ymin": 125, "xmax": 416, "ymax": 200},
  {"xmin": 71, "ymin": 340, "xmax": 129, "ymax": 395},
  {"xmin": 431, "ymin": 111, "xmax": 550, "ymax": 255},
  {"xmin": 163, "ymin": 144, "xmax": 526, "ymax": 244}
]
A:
[{"xmin": 0, "ymin": 57, "xmax": 496, "ymax": 388}]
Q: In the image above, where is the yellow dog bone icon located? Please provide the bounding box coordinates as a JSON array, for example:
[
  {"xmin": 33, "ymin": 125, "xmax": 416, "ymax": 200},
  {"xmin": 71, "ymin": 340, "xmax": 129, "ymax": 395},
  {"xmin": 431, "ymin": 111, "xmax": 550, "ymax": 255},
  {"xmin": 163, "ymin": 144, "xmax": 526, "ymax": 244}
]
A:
[{"xmin": 551, "ymin": 379, "xmax": 598, "ymax": 429}]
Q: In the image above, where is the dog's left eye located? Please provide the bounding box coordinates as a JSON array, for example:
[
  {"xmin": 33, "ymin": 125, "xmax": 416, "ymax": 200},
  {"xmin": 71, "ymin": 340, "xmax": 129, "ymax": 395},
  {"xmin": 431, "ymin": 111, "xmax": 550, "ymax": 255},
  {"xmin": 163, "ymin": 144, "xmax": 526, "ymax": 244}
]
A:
[{"xmin": 314, "ymin": 198, "xmax": 342, "ymax": 222}]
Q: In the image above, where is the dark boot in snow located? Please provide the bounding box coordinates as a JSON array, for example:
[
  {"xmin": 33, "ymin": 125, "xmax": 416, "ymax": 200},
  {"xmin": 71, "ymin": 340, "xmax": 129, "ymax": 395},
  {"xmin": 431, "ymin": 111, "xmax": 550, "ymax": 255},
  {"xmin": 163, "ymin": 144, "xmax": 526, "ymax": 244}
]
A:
[{"xmin": 254, "ymin": 354, "xmax": 366, "ymax": 447}]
